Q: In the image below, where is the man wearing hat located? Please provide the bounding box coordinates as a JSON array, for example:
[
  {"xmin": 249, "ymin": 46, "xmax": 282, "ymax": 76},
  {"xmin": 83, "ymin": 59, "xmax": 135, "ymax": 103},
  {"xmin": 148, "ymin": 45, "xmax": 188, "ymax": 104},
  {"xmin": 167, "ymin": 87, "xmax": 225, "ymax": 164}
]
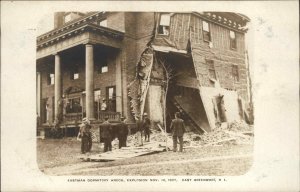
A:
[
  {"xmin": 143, "ymin": 113, "xmax": 151, "ymax": 142},
  {"xmin": 100, "ymin": 117, "xmax": 112, "ymax": 152},
  {"xmin": 117, "ymin": 116, "xmax": 129, "ymax": 148},
  {"xmin": 77, "ymin": 118, "xmax": 92, "ymax": 154}
]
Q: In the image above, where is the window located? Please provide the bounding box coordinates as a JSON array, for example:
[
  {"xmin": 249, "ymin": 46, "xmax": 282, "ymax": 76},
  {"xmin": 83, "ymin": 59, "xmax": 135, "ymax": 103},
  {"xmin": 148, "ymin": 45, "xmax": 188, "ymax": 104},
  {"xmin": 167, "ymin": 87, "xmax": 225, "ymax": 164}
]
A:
[
  {"xmin": 94, "ymin": 90, "xmax": 101, "ymax": 102},
  {"xmin": 98, "ymin": 19, "xmax": 107, "ymax": 27},
  {"xmin": 232, "ymin": 65, "xmax": 239, "ymax": 82},
  {"xmin": 230, "ymin": 30, "xmax": 237, "ymax": 50},
  {"xmin": 158, "ymin": 14, "xmax": 171, "ymax": 35},
  {"xmin": 64, "ymin": 14, "xmax": 72, "ymax": 23},
  {"xmin": 97, "ymin": 58, "xmax": 108, "ymax": 73},
  {"xmin": 206, "ymin": 60, "xmax": 216, "ymax": 79},
  {"xmin": 70, "ymin": 65, "xmax": 79, "ymax": 80},
  {"xmin": 106, "ymin": 86, "xmax": 116, "ymax": 112},
  {"xmin": 202, "ymin": 20, "xmax": 211, "ymax": 42},
  {"xmin": 47, "ymin": 73, "xmax": 54, "ymax": 85},
  {"xmin": 66, "ymin": 97, "xmax": 82, "ymax": 113}
]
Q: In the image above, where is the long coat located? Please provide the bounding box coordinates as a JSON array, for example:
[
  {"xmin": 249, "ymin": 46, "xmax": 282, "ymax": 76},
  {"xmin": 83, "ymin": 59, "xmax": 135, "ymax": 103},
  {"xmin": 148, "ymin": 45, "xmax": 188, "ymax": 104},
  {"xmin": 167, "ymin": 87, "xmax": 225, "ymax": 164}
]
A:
[
  {"xmin": 170, "ymin": 118, "xmax": 185, "ymax": 137},
  {"xmin": 100, "ymin": 121, "xmax": 112, "ymax": 139}
]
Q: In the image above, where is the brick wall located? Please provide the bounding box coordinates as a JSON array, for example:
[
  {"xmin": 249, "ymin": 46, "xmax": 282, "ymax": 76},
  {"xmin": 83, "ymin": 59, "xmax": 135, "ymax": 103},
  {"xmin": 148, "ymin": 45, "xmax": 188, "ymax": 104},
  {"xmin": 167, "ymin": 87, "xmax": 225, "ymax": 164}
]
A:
[{"xmin": 123, "ymin": 12, "xmax": 155, "ymax": 122}]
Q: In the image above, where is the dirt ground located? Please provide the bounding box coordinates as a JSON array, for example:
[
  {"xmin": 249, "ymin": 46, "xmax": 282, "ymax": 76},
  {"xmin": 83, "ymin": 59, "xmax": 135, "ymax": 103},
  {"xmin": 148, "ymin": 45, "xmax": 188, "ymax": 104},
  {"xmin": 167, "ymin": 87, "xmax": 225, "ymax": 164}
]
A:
[{"xmin": 37, "ymin": 137, "xmax": 253, "ymax": 176}]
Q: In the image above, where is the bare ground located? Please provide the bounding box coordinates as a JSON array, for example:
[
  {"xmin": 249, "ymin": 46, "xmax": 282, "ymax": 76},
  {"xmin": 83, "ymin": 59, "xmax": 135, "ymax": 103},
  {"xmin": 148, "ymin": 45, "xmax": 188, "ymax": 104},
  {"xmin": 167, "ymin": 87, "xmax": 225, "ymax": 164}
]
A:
[{"xmin": 37, "ymin": 138, "xmax": 253, "ymax": 176}]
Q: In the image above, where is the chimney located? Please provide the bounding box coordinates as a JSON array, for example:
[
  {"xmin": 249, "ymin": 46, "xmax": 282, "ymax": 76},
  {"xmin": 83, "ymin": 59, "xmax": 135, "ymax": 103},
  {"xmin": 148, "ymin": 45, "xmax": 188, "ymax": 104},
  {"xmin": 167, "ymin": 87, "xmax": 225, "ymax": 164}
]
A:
[{"xmin": 54, "ymin": 12, "xmax": 65, "ymax": 29}]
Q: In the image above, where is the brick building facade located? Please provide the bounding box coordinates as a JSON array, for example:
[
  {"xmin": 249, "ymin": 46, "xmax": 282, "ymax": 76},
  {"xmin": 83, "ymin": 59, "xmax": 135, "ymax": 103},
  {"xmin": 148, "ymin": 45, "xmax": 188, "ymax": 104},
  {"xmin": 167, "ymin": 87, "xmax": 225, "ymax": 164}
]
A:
[{"xmin": 36, "ymin": 12, "xmax": 251, "ymax": 134}]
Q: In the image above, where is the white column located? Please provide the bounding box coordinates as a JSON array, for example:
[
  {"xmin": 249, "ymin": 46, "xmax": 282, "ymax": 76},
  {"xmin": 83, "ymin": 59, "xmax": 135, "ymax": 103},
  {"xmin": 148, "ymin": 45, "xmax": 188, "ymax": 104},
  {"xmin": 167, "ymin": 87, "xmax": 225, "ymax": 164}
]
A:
[
  {"xmin": 85, "ymin": 44, "xmax": 95, "ymax": 120},
  {"xmin": 54, "ymin": 54, "xmax": 61, "ymax": 121},
  {"xmin": 36, "ymin": 72, "xmax": 41, "ymax": 117},
  {"xmin": 115, "ymin": 52, "xmax": 122, "ymax": 114}
]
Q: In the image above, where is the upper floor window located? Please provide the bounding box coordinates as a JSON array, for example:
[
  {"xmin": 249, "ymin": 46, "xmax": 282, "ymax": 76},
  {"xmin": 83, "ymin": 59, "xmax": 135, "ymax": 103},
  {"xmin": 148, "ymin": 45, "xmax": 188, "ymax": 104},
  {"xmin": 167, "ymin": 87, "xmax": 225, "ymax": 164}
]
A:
[
  {"xmin": 202, "ymin": 20, "xmax": 211, "ymax": 42},
  {"xmin": 206, "ymin": 60, "xmax": 216, "ymax": 79},
  {"xmin": 158, "ymin": 14, "xmax": 170, "ymax": 35},
  {"xmin": 97, "ymin": 58, "xmax": 108, "ymax": 74},
  {"xmin": 98, "ymin": 19, "xmax": 107, "ymax": 27},
  {"xmin": 47, "ymin": 73, "xmax": 54, "ymax": 85},
  {"xmin": 64, "ymin": 14, "xmax": 72, "ymax": 23},
  {"xmin": 232, "ymin": 65, "xmax": 239, "ymax": 82},
  {"xmin": 230, "ymin": 30, "xmax": 237, "ymax": 50},
  {"xmin": 70, "ymin": 65, "xmax": 79, "ymax": 80}
]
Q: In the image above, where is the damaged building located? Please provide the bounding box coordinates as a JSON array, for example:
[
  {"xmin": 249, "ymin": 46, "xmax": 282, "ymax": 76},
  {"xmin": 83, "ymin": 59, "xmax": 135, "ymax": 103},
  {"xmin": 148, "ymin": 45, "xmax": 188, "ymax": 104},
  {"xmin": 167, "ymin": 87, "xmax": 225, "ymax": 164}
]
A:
[{"xmin": 36, "ymin": 11, "xmax": 252, "ymax": 136}]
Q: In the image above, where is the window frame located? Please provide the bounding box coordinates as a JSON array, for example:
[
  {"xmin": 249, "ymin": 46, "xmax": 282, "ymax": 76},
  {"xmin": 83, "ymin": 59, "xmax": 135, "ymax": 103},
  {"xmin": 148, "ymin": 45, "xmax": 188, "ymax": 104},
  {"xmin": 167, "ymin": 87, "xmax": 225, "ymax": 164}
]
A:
[
  {"xmin": 206, "ymin": 59, "xmax": 216, "ymax": 80},
  {"xmin": 70, "ymin": 65, "xmax": 79, "ymax": 80},
  {"xmin": 232, "ymin": 65, "xmax": 239, "ymax": 82},
  {"xmin": 158, "ymin": 13, "xmax": 171, "ymax": 36},
  {"xmin": 47, "ymin": 73, "xmax": 55, "ymax": 85},
  {"xmin": 97, "ymin": 58, "xmax": 108, "ymax": 74},
  {"xmin": 202, "ymin": 20, "xmax": 211, "ymax": 42},
  {"xmin": 66, "ymin": 97, "xmax": 82, "ymax": 114},
  {"xmin": 230, "ymin": 30, "xmax": 237, "ymax": 50}
]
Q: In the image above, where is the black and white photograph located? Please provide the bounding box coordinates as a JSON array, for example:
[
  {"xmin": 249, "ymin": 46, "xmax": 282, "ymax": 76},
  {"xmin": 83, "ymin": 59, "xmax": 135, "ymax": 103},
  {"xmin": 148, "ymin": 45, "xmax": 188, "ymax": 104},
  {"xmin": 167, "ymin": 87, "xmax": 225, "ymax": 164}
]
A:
[{"xmin": 1, "ymin": 1, "xmax": 299, "ymax": 191}]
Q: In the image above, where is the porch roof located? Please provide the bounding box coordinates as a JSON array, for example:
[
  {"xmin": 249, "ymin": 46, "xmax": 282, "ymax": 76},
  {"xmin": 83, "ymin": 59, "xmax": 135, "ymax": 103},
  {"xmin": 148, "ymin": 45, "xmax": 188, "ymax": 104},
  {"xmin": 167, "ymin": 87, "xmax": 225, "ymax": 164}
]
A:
[{"xmin": 36, "ymin": 14, "xmax": 124, "ymax": 59}]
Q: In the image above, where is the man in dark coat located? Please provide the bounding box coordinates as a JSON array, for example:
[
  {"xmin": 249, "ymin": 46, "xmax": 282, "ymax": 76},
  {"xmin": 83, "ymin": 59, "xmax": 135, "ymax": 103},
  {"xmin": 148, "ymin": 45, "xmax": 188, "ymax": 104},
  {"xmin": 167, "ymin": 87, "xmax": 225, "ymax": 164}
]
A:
[
  {"xmin": 100, "ymin": 117, "xmax": 112, "ymax": 152},
  {"xmin": 143, "ymin": 113, "xmax": 151, "ymax": 142},
  {"xmin": 78, "ymin": 118, "xmax": 92, "ymax": 154},
  {"xmin": 170, "ymin": 112, "xmax": 185, "ymax": 152},
  {"xmin": 117, "ymin": 116, "xmax": 128, "ymax": 148}
]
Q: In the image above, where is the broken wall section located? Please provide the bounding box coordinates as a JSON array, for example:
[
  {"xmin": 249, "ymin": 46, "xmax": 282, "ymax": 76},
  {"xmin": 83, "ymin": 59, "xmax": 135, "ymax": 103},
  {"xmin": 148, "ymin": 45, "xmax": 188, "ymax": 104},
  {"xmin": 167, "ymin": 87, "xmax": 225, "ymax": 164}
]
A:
[{"xmin": 199, "ymin": 87, "xmax": 240, "ymax": 129}]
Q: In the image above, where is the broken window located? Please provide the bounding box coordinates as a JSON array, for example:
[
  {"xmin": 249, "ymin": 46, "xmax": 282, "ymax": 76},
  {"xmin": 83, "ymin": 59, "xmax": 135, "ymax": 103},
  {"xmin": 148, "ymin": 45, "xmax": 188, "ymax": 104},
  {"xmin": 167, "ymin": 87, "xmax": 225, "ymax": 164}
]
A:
[
  {"xmin": 230, "ymin": 30, "xmax": 237, "ymax": 50},
  {"xmin": 232, "ymin": 65, "xmax": 239, "ymax": 82},
  {"xmin": 206, "ymin": 60, "xmax": 216, "ymax": 79},
  {"xmin": 202, "ymin": 20, "xmax": 211, "ymax": 42},
  {"xmin": 47, "ymin": 73, "xmax": 54, "ymax": 85},
  {"xmin": 158, "ymin": 14, "xmax": 171, "ymax": 35},
  {"xmin": 70, "ymin": 65, "xmax": 79, "ymax": 80}
]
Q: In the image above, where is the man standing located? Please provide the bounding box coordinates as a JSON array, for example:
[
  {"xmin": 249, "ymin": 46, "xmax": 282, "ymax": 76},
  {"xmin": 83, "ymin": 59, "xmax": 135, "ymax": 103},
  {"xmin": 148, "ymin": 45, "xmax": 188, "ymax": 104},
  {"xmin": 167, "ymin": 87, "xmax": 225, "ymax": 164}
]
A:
[
  {"xmin": 170, "ymin": 112, "xmax": 185, "ymax": 152},
  {"xmin": 117, "ymin": 116, "xmax": 128, "ymax": 148},
  {"xmin": 100, "ymin": 117, "xmax": 112, "ymax": 152},
  {"xmin": 77, "ymin": 118, "xmax": 92, "ymax": 154},
  {"xmin": 143, "ymin": 113, "xmax": 151, "ymax": 142},
  {"xmin": 101, "ymin": 99, "xmax": 107, "ymax": 111},
  {"xmin": 136, "ymin": 115, "xmax": 143, "ymax": 146}
]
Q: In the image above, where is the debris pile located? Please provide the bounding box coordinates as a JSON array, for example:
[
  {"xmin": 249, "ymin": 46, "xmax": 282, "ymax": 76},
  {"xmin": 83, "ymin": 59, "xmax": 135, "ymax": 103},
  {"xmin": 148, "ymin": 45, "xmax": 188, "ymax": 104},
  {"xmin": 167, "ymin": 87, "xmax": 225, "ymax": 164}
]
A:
[{"xmin": 142, "ymin": 121, "xmax": 254, "ymax": 148}]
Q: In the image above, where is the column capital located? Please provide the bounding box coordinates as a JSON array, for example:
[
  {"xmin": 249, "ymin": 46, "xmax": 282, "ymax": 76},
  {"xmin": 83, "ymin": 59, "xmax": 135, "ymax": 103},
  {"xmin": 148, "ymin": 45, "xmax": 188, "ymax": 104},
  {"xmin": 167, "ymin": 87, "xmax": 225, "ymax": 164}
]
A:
[
  {"xmin": 52, "ymin": 52, "xmax": 60, "ymax": 56},
  {"xmin": 83, "ymin": 41, "xmax": 95, "ymax": 46}
]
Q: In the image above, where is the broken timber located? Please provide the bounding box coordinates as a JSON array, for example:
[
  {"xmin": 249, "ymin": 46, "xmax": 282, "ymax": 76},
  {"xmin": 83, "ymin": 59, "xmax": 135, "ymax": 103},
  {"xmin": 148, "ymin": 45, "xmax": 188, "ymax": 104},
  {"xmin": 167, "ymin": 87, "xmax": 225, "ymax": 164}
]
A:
[{"xmin": 79, "ymin": 142, "xmax": 167, "ymax": 162}]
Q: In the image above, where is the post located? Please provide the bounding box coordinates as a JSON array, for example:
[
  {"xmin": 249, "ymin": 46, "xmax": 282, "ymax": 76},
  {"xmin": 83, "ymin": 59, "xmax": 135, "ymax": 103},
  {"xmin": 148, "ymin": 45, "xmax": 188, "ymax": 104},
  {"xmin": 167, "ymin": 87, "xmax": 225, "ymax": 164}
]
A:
[
  {"xmin": 54, "ymin": 53, "xmax": 62, "ymax": 122},
  {"xmin": 85, "ymin": 44, "xmax": 95, "ymax": 120}
]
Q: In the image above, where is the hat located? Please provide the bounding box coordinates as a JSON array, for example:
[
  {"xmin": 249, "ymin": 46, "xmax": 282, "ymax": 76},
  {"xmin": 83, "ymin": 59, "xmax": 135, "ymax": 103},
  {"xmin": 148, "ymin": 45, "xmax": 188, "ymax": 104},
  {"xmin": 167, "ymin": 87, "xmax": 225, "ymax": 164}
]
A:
[
  {"xmin": 143, "ymin": 113, "xmax": 148, "ymax": 116},
  {"xmin": 82, "ymin": 118, "xmax": 90, "ymax": 124}
]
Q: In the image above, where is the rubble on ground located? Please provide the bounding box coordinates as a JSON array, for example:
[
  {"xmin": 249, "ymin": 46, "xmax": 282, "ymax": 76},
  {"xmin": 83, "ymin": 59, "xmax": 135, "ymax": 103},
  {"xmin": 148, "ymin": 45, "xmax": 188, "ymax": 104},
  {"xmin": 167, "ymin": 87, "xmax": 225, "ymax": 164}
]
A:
[{"xmin": 108, "ymin": 121, "xmax": 253, "ymax": 149}]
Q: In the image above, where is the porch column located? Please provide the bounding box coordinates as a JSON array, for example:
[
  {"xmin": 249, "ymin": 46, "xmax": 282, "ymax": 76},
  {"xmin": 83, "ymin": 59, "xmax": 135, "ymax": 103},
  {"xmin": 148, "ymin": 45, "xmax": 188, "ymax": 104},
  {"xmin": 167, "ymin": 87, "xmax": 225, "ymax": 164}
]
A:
[
  {"xmin": 54, "ymin": 53, "xmax": 62, "ymax": 121},
  {"xmin": 115, "ymin": 52, "xmax": 122, "ymax": 114},
  {"xmin": 85, "ymin": 44, "xmax": 95, "ymax": 120}
]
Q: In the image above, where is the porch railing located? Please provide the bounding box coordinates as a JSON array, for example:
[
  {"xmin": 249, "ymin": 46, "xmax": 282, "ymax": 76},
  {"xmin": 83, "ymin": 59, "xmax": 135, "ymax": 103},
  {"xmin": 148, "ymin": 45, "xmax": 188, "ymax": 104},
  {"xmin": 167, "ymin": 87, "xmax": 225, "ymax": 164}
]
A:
[
  {"xmin": 62, "ymin": 112, "xmax": 121, "ymax": 124},
  {"xmin": 63, "ymin": 113, "xmax": 82, "ymax": 124},
  {"xmin": 98, "ymin": 112, "xmax": 121, "ymax": 121}
]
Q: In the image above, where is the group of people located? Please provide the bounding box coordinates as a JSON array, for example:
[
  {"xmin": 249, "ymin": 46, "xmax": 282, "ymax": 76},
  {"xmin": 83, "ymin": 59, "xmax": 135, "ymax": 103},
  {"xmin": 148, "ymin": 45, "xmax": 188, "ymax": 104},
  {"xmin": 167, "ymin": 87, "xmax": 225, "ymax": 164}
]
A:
[
  {"xmin": 78, "ymin": 111, "xmax": 186, "ymax": 154},
  {"xmin": 77, "ymin": 116, "xmax": 128, "ymax": 154}
]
